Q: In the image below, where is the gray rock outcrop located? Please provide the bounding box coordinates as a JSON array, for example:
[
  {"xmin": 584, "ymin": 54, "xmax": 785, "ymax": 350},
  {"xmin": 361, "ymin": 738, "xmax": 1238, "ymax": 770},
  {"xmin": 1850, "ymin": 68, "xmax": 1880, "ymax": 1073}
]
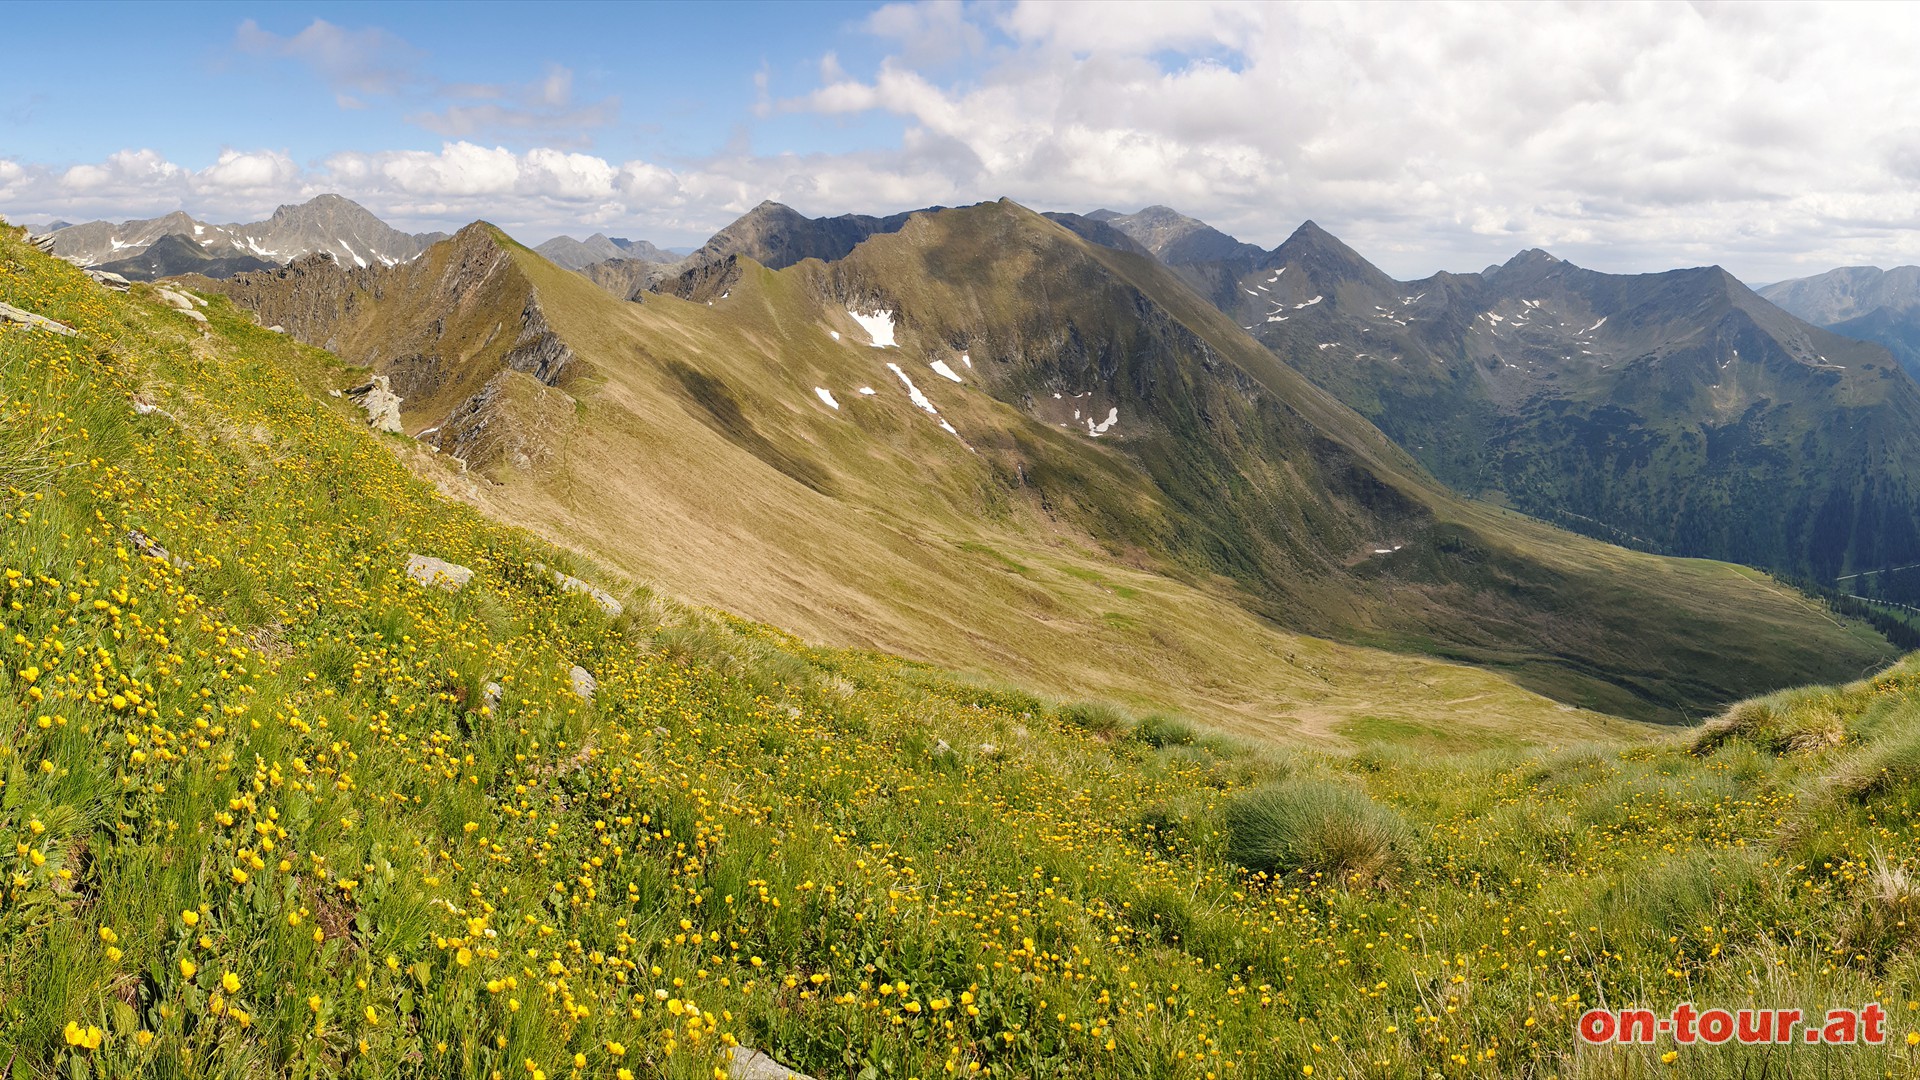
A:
[
  {"xmin": 569, "ymin": 665, "xmax": 597, "ymax": 701},
  {"xmin": 405, "ymin": 553, "xmax": 472, "ymax": 591},
  {"xmin": 0, "ymin": 302, "xmax": 77, "ymax": 336},
  {"xmin": 348, "ymin": 376, "xmax": 404, "ymax": 433}
]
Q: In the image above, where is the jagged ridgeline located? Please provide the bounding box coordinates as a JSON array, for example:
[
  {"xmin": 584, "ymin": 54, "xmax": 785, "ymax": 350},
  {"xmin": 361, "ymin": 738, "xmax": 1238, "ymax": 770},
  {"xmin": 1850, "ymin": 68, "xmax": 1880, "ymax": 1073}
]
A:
[
  {"xmin": 198, "ymin": 200, "xmax": 1887, "ymax": 726},
  {"xmin": 5, "ymin": 218, "xmax": 1920, "ymax": 1078},
  {"xmin": 1116, "ymin": 211, "xmax": 1920, "ymax": 586}
]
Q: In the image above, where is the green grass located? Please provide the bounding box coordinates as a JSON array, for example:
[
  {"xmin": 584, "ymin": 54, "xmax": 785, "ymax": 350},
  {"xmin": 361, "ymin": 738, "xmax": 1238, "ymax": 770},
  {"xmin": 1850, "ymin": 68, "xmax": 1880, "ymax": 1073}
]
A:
[{"xmin": 4, "ymin": 223, "xmax": 1920, "ymax": 1080}]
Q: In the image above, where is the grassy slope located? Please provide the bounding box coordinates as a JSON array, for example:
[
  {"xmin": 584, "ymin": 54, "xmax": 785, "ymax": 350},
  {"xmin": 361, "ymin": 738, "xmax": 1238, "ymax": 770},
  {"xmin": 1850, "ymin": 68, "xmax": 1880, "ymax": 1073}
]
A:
[
  {"xmin": 480, "ymin": 206, "xmax": 1887, "ymax": 724},
  {"xmin": 445, "ymin": 226, "xmax": 1641, "ymax": 747},
  {"xmin": 3, "ymin": 227, "xmax": 1919, "ymax": 1079}
]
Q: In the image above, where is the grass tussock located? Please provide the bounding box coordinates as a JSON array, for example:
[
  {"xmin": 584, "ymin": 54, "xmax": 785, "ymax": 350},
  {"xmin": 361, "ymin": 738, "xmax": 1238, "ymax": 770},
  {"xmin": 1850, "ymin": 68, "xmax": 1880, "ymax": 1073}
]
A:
[
  {"xmin": 1223, "ymin": 778, "xmax": 1414, "ymax": 885},
  {"xmin": 1826, "ymin": 725, "xmax": 1920, "ymax": 801}
]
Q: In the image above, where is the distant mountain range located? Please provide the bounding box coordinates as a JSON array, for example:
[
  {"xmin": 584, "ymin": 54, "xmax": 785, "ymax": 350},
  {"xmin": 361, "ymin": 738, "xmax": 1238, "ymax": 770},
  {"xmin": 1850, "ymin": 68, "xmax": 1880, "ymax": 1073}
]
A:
[
  {"xmin": 186, "ymin": 200, "xmax": 1894, "ymax": 724},
  {"xmin": 532, "ymin": 233, "xmax": 676, "ymax": 270},
  {"xmin": 1042, "ymin": 208, "xmax": 1920, "ymax": 584},
  {"xmin": 26, "ymin": 187, "xmax": 1920, "ymax": 594},
  {"xmin": 1758, "ymin": 266, "xmax": 1920, "ymax": 383},
  {"xmin": 35, "ymin": 194, "xmax": 446, "ymax": 280}
]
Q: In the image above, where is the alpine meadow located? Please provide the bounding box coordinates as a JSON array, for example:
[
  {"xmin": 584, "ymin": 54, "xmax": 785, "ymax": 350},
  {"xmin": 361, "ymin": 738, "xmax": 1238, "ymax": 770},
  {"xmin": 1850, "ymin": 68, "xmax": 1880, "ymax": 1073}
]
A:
[{"xmin": 6, "ymin": 4, "xmax": 1920, "ymax": 1079}]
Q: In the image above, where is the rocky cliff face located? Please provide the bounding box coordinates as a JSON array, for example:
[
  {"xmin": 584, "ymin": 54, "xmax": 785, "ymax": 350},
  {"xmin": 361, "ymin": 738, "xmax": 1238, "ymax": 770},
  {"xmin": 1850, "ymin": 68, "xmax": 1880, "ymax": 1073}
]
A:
[{"xmin": 201, "ymin": 223, "xmax": 577, "ymax": 466}]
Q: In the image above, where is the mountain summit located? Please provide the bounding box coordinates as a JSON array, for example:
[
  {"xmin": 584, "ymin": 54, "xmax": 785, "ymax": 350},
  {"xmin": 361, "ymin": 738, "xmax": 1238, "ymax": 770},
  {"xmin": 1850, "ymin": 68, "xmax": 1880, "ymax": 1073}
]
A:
[{"xmin": 37, "ymin": 194, "xmax": 446, "ymax": 279}]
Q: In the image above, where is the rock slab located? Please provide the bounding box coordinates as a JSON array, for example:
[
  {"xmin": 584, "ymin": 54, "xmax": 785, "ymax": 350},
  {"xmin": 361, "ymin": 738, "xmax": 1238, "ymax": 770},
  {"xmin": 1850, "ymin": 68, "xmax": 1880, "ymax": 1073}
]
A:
[
  {"xmin": 727, "ymin": 1047, "xmax": 815, "ymax": 1080},
  {"xmin": 569, "ymin": 665, "xmax": 597, "ymax": 701},
  {"xmin": 0, "ymin": 301, "xmax": 77, "ymax": 336},
  {"xmin": 347, "ymin": 375, "xmax": 405, "ymax": 433},
  {"xmin": 406, "ymin": 554, "xmax": 472, "ymax": 592}
]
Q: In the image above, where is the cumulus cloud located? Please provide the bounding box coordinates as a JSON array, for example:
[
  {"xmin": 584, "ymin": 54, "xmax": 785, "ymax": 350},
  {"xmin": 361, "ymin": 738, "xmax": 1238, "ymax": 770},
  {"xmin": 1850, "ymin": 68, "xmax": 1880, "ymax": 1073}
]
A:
[
  {"xmin": 12, "ymin": 3, "xmax": 1920, "ymax": 280},
  {"xmin": 764, "ymin": 1, "xmax": 1920, "ymax": 279},
  {"xmin": 237, "ymin": 19, "xmax": 616, "ymax": 145},
  {"xmin": 235, "ymin": 18, "xmax": 423, "ymax": 99},
  {"xmin": 410, "ymin": 66, "xmax": 619, "ymax": 144}
]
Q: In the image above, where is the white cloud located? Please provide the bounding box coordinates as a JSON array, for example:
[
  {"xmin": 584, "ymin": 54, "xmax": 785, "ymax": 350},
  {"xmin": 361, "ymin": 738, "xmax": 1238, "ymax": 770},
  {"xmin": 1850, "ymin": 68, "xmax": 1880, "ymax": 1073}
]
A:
[
  {"xmin": 409, "ymin": 65, "xmax": 619, "ymax": 143},
  {"xmin": 235, "ymin": 18, "xmax": 423, "ymax": 97},
  {"xmin": 760, "ymin": 0, "xmax": 1920, "ymax": 280},
  {"xmin": 238, "ymin": 20, "xmax": 615, "ymax": 145},
  {"xmin": 10, "ymin": 3, "xmax": 1920, "ymax": 282}
]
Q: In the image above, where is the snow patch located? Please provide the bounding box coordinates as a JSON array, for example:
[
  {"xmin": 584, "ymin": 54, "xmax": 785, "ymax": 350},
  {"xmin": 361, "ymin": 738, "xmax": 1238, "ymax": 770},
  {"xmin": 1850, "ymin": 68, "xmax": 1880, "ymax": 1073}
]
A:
[
  {"xmin": 887, "ymin": 363, "xmax": 937, "ymax": 414},
  {"xmin": 1581, "ymin": 316, "xmax": 1607, "ymax": 333},
  {"xmin": 1086, "ymin": 407, "xmax": 1118, "ymax": 436},
  {"xmin": 829, "ymin": 330, "xmax": 841, "ymax": 341},
  {"xmin": 857, "ymin": 386, "xmax": 876, "ymax": 395},
  {"xmin": 849, "ymin": 309, "xmax": 896, "ymax": 348},
  {"xmin": 1318, "ymin": 342, "xmax": 1337, "ymax": 350},
  {"xmin": 960, "ymin": 352, "xmax": 972, "ymax": 368},
  {"xmin": 814, "ymin": 387, "xmax": 840, "ymax": 410},
  {"xmin": 929, "ymin": 359, "xmax": 964, "ymax": 383},
  {"xmin": 1293, "ymin": 295, "xmax": 1324, "ymax": 309}
]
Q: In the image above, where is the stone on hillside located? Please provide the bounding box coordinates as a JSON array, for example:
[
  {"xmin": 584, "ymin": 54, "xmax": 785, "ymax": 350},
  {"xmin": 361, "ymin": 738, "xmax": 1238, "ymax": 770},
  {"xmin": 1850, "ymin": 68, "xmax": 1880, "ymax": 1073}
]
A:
[
  {"xmin": 84, "ymin": 269, "xmax": 131, "ymax": 291},
  {"xmin": 127, "ymin": 528, "xmax": 189, "ymax": 570},
  {"xmin": 726, "ymin": 1047, "xmax": 815, "ymax": 1080},
  {"xmin": 347, "ymin": 376, "xmax": 404, "ymax": 433},
  {"xmin": 155, "ymin": 287, "xmax": 196, "ymax": 311},
  {"xmin": 405, "ymin": 553, "xmax": 472, "ymax": 592},
  {"xmin": 483, "ymin": 682, "xmax": 503, "ymax": 712},
  {"xmin": 0, "ymin": 301, "xmax": 77, "ymax": 336},
  {"xmin": 556, "ymin": 571, "xmax": 622, "ymax": 616},
  {"xmin": 569, "ymin": 665, "xmax": 597, "ymax": 701}
]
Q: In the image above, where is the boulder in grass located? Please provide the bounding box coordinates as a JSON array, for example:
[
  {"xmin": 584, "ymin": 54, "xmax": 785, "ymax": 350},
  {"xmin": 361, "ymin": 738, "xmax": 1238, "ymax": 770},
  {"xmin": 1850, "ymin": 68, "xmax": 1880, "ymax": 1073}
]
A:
[
  {"xmin": 556, "ymin": 571, "xmax": 623, "ymax": 616},
  {"xmin": 347, "ymin": 376, "xmax": 405, "ymax": 433},
  {"xmin": 406, "ymin": 554, "xmax": 472, "ymax": 592},
  {"xmin": 0, "ymin": 301, "xmax": 77, "ymax": 336},
  {"xmin": 726, "ymin": 1047, "xmax": 815, "ymax": 1080},
  {"xmin": 569, "ymin": 665, "xmax": 597, "ymax": 701}
]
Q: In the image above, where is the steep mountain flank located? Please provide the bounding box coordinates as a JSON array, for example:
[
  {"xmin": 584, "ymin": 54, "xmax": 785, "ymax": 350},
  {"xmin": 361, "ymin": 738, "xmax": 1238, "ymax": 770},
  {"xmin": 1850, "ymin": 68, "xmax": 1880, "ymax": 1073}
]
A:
[
  {"xmin": 578, "ymin": 257, "xmax": 660, "ymax": 301},
  {"xmin": 276, "ymin": 199, "xmax": 1890, "ymax": 726},
  {"xmin": 196, "ymin": 223, "xmax": 576, "ymax": 468},
  {"xmin": 1186, "ymin": 223, "xmax": 1920, "ymax": 583},
  {"xmin": 90, "ymin": 232, "xmax": 278, "ymax": 281},
  {"xmin": 39, "ymin": 193, "xmax": 445, "ymax": 274},
  {"xmin": 1760, "ymin": 265, "xmax": 1920, "ymax": 382},
  {"xmin": 653, "ymin": 200, "xmax": 942, "ymax": 300},
  {"xmin": 1087, "ymin": 205, "xmax": 1271, "ymax": 309}
]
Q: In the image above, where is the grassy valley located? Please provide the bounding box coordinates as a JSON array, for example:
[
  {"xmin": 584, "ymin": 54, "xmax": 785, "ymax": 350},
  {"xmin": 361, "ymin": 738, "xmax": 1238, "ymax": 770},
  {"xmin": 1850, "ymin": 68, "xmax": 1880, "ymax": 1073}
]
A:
[{"xmin": 204, "ymin": 201, "xmax": 1891, "ymax": 729}]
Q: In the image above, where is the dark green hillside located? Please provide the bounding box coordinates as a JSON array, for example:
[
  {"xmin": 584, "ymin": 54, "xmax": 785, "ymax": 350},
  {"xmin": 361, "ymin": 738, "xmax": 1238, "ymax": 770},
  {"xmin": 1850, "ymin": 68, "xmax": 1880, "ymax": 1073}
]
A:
[{"xmin": 1220, "ymin": 225, "xmax": 1920, "ymax": 584}]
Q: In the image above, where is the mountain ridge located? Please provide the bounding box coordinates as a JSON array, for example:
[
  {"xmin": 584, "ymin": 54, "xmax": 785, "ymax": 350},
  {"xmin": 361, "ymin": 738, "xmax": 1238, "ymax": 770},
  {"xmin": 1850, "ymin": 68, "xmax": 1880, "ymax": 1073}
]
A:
[
  {"xmin": 1091, "ymin": 205, "xmax": 1920, "ymax": 583},
  {"xmin": 200, "ymin": 198, "xmax": 1895, "ymax": 726},
  {"xmin": 36, "ymin": 193, "xmax": 447, "ymax": 278}
]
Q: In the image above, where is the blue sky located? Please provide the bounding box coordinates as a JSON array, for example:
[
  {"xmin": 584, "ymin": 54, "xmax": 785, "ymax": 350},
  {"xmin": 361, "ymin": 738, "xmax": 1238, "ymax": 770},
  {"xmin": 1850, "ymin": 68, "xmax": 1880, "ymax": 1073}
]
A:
[
  {"xmin": 6, "ymin": 2, "xmax": 899, "ymax": 167},
  {"xmin": 4, "ymin": 1, "xmax": 1920, "ymax": 280}
]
